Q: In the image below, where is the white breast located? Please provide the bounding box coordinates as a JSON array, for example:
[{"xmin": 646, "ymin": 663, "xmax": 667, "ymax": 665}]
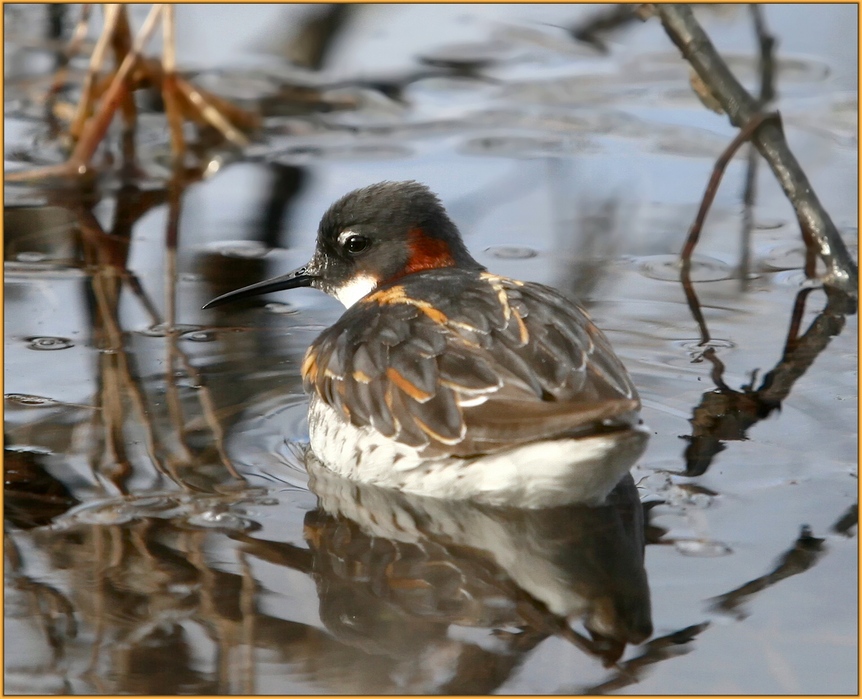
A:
[{"xmin": 306, "ymin": 396, "xmax": 648, "ymax": 508}]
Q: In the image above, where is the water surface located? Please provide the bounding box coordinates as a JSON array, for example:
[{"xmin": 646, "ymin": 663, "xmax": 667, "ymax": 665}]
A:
[{"xmin": 4, "ymin": 4, "xmax": 857, "ymax": 694}]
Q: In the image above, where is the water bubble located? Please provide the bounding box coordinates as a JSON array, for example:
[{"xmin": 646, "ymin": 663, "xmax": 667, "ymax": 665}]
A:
[
  {"xmin": 174, "ymin": 377, "xmax": 203, "ymax": 390},
  {"xmin": 182, "ymin": 331, "xmax": 215, "ymax": 343},
  {"xmin": 675, "ymin": 338, "xmax": 736, "ymax": 353},
  {"xmin": 270, "ymin": 145, "xmax": 322, "ymax": 163},
  {"xmin": 755, "ymin": 219, "xmax": 786, "ymax": 231},
  {"xmin": 760, "ymin": 243, "xmax": 807, "ymax": 271},
  {"xmin": 139, "ymin": 324, "xmax": 168, "ymax": 338},
  {"xmin": 26, "ymin": 336, "xmax": 73, "ymax": 351},
  {"xmin": 462, "ymin": 134, "xmax": 565, "ymax": 158},
  {"xmin": 214, "ymin": 241, "xmax": 269, "ymax": 259},
  {"xmin": 264, "ymin": 301, "xmax": 299, "ymax": 315},
  {"xmin": 315, "ymin": 143, "xmax": 414, "ymax": 161},
  {"xmin": 674, "ymin": 539, "xmax": 733, "ymax": 557},
  {"xmin": 419, "ymin": 41, "xmax": 509, "ymax": 70},
  {"xmin": 639, "ymin": 255, "xmax": 733, "ymax": 282},
  {"xmin": 138, "ymin": 324, "xmax": 201, "ymax": 338},
  {"xmin": 214, "ymin": 480, "xmax": 259, "ymax": 495},
  {"xmin": 5, "ymin": 393, "xmax": 56, "ymax": 407},
  {"xmin": 127, "ymin": 495, "xmax": 182, "ymax": 512},
  {"xmin": 253, "ymin": 497, "xmax": 280, "ymax": 507},
  {"xmin": 771, "ymin": 270, "xmax": 822, "ymax": 289},
  {"xmin": 63, "ymin": 502, "xmax": 138, "ymax": 526},
  {"xmin": 185, "ymin": 510, "xmax": 254, "ymax": 532},
  {"xmin": 5, "ymin": 263, "xmax": 85, "ymax": 278},
  {"xmin": 665, "ymin": 482, "xmax": 719, "ymax": 509},
  {"xmin": 16, "ymin": 251, "xmax": 46, "ymax": 263},
  {"xmin": 485, "ymin": 245, "xmax": 539, "ymax": 260},
  {"xmin": 652, "ymin": 130, "xmax": 730, "ymax": 158}
]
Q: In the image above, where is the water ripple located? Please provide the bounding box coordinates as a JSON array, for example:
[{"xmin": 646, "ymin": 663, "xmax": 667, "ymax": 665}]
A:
[{"xmin": 639, "ymin": 254, "xmax": 733, "ymax": 282}]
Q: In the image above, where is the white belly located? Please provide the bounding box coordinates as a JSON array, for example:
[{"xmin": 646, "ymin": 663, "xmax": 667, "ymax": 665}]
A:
[{"xmin": 306, "ymin": 397, "xmax": 647, "ymax": 508}]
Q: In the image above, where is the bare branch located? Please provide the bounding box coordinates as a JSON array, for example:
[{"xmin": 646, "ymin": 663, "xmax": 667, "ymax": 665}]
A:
[{"xmin": 657, "ymin": 4, "xmax": 858, "ymax": 296}]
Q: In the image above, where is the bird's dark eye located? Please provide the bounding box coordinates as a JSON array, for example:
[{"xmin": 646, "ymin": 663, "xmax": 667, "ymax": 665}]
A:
[{"xmin": 344, "ymin": 235, "xmax": 370, "ymax": 255}]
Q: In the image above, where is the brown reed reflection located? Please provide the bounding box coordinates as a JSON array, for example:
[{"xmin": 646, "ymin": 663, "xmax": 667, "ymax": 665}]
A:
[{"xmin": 5, "ymin": 466, "xmax": 652, "ymax": 694}]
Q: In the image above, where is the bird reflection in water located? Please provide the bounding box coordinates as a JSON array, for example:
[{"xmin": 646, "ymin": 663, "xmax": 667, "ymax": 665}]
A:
[{"xmin": 238, "ymin": 457, "xmax": 653, "ymax": 692}]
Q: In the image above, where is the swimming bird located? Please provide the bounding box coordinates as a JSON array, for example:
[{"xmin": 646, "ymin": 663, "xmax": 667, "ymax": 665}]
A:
[{"xmin": 205, "ymin": 181, "xmax": 645, "ymax": 507}]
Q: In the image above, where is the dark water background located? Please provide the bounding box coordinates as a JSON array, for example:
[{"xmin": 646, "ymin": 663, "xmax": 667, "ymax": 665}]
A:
[{"xmin": 4, "ymin": 4, "xmax": 857, "ymax": 694}]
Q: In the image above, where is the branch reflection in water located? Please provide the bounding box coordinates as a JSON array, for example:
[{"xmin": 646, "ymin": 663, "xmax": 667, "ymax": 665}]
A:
[{"xmin": 682, "ymin": 286, "xmax": 856, "ymax": 477}]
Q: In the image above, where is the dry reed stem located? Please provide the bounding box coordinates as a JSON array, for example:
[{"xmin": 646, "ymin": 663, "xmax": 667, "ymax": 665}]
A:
[
  {"xmin": 69, "ymin": 4, "xmax": 165, "ymax": 167},
  {"xmin": 7, "ymin": 3, "xmax": 259, "ymax": 183},
  {"xmin": 70, "ymin": 4, "xmax": 121, "ymax": 140},
  {"xmin": 239, "ymin": 551, "xmax": 257, "ymax": 694},
  {"xmin": 174, "ymin": 75, "xmax": 251, "ymax": 147},
  {"xmin": 78, "ymin": 209, "xmax": 181, "ymax": 486},
  {"xmin": 161, "ymin": 5, "xmax": 187, "ymax": 160}
]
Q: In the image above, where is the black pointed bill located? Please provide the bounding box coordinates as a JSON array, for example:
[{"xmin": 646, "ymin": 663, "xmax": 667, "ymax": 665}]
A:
[{"xmin": 203, "ymin": 265, "xmax": 316, "ymax": 309}]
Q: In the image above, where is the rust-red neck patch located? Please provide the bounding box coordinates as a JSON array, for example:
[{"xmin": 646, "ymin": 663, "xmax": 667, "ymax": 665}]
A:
[{"xmin": 402, "ymin": 228, "xmax": 456, "ymax": 276}]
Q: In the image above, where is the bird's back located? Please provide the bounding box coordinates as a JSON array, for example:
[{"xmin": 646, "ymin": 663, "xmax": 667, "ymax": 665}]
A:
[{"xmin": 302, "ymin": 268, "xmax": 639, "ymax": 458}]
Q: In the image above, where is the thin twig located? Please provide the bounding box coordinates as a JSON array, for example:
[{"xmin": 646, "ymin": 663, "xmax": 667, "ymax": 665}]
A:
[
  {"xmin": 680, "ymin": 112, "xmax": 774, "ymax": 344},
  {"xmin": 658, "ymin": 4, "xmax": 858, "ymax": 295},
  {"xmin": 749, "ymin": 4, "xmax": 775, "ymax": 104},
  {"xmin": 7, "ymin": 2, "xmax": 259, "ymax": 183},
  {"xmin": 738, "ymin": 144, "xmax": 756, "ymax": 288},
  {"xmin": 681, "ymin": 112, "xmax": 775, "ymax": 267},
  {"xmin": 680, "ymin": 273, "xmax": 711, "ymax": 345},
  {"xmin": 738, "ymin": 5, "xmax": 777, "ymax": 288},
  {"xmin": 99, "ymin": 352, "xmax": 133, "ymax": 492}
]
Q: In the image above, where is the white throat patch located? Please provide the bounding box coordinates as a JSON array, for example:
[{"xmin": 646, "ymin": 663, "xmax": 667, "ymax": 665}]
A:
[{"xmin": 334, "ymin": 274, "xmax": 377, "ymax": 308}]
